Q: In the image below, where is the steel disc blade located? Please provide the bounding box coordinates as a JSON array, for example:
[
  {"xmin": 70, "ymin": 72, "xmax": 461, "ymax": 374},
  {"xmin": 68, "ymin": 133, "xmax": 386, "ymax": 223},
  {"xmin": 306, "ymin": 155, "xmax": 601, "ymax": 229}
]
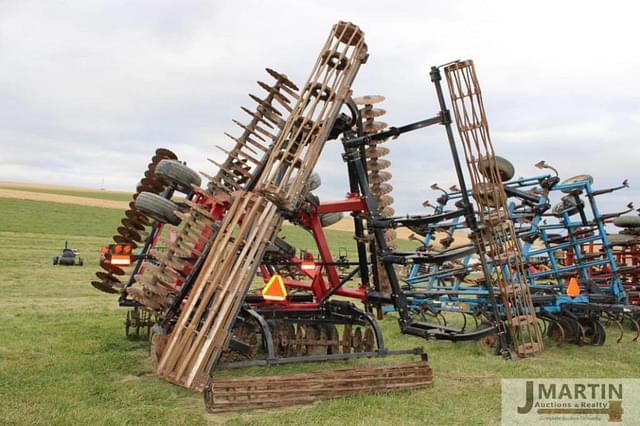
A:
[
  {"xmin": 125, "ymin": 209, "xmax": 150, "ymax": 226},
  {"xmin": 122, "ymin": 217, "xmax": 145, "ymax": 232},
  {"xmin": 99, "ymin": 258, "xmax": 126, "ymax": 276},
  {"xmin": 117, "ymin": 226, "xmax": 139, "ymax": 239},
  {"xmin": 91, "ymin": 280, "xmax": 119, "ymax": 294},
  {"xmin": 361, "ymin": 108, "xmax": 386, "ymax": 119},
  {"xmin": 155, "ymin": 148, "xmax": 178, "ymax": 160},
  {"xmin": 353, "ymin": 95, "xmax": 385, "ymax": 105},
  {"xmin": 140, "ymin": 177, "xmax": 163, "ymax": 191},
  {"xmin": 362, "ymin": 121, "xmax": 387, "ymax": 133},
  {"xmin": 96, "ymin": 271, "xmax": 121, "ymax": 284},
  {"xmin": 368, "ymin": 172, "xmax": 392, "ymax": 185},
  {"xmin": 367, "ymin": 159, "xmax": 391, "ymax": 171},
  {"xmin": 371, "ymin": 183, "xmax": 393, "ymax": 195},
  {"xmin": 378, "ymin": 195, "xmax": 394, "ymax": 208},
  {"xmin": 381, "ymin": 206, "xmax": 395, "ymax": 217},
  {"xmin": 112, "ymin": 235, "xmax": 138, "ymax": 248},
  {"xmin": 365, "ymin": 146, "xmax": 390, "ymax": 157}
]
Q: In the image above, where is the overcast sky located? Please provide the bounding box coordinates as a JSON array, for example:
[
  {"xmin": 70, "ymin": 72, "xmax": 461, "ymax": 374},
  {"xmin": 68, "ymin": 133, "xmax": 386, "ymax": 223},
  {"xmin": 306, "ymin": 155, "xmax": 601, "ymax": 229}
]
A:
[{"xmin": 1, "ymin": 0, "xmax": 639, "ymax": 215}]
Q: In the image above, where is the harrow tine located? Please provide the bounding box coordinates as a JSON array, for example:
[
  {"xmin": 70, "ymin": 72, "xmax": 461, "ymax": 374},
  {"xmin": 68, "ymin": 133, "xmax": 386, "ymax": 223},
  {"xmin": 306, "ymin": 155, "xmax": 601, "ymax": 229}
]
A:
[
  {"xmin": 438, "ymin": 312, "xmax": 448, "ymax": 327},
  {"xmin": 249, "ymin": 94, "xmax": 282, "ymax": 116},
  {"xmin": 613, "ymin": 318, "xmax": 624, "ymax": 344},
  {"xmin": 257, "ymin": 81, "xmax": 292, "ymax": 106},
  {"xmin": 624, "ymin": 313, "xmax": 640, "ymax": 342},
  {"xmin": 470, "ymin": 313, "xmax": 479, "ymax": 330},
  {"xmin": 232, "ymin": 119, "xmax": 267, "ymax": 142},
  {"xmin": 240, "ymin": 106, "xmax": 275, "ymax": 129},
  {"xmin": 224, "ymin": 131, "xmax": 268, "ymax": 153},
  {"xmin": 265, "ymin": 67, "xmax": 299, "ymax": 90},
  {"xmin": 459, "ymin": 311, "xmax": 468, "ymax": 332}
]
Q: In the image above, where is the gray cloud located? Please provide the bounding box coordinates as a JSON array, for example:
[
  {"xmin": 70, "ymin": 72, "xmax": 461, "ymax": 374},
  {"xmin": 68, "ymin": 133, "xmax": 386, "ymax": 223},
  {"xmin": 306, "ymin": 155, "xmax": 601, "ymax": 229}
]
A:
[{"xmin": 0, "ymin": 0, "xmax": 638, "ymax": 215}]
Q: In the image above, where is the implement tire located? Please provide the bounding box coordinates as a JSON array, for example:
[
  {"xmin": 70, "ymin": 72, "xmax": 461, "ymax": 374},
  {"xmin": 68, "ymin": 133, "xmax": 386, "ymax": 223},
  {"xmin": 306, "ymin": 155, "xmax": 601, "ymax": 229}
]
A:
[
  {"xmin": 478, "ymin": 155, "xmax": 515, "ymax": 182},
  {"xmin": 155, "ymin": 160, "xmax": 201, "ymax": 194},
  {"xmin": 134, "ymin": 192, "xmax": 181, "ymax": 226}
]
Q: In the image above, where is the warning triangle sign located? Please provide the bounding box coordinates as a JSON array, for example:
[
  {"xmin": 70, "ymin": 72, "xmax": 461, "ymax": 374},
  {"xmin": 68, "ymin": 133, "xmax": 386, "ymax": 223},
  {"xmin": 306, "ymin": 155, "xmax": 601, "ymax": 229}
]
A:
[
  {"xmin": 262, "ymin": 274, "xmax": 287, "ymax": 301},
  {"xmin": 566, "ymin": 277, "xmax": 580, "ymax": 297}
]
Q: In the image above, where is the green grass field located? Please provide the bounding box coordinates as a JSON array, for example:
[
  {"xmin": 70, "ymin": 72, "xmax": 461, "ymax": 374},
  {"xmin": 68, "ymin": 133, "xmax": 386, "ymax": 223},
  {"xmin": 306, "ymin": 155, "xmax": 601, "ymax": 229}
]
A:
[{"xmin": 0, "ymin": 194, "xmax": 639, "ymax": 425}]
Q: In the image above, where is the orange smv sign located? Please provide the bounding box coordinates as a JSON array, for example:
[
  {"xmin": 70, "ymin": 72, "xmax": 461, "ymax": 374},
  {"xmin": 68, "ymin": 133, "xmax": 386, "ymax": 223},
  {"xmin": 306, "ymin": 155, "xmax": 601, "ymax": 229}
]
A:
[
  {"xmin": 566, "ymin": 277, "xmax": 580, "ymax": 297},
  {"xmin": 262, "ymin": 274, "xmax": 287, "ymax": 301}
]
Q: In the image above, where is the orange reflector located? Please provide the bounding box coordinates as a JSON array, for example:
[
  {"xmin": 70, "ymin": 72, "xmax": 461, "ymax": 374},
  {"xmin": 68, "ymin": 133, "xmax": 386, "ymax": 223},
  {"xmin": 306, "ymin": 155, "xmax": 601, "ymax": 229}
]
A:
[
  {"xmin": 301, "ymin": 260, "xmax": 316, "ymax": 271},
  {"xmin": 123, "ymin": 245, "xmax": 132, "ymax": 254},
  {"xmin": 114, "ymin": 245, "xmax": 123, "ymax": 254},
  {"xmin": 262, "ymin": 274, "xmax": 287, "ymax": 301},
  {"xmin": 567, "ymin": 277, "xmax": 580, "ymax": 297},
  {"xmin": 111, "ymin": 255, "xmax": 131, "ymax": 266}
]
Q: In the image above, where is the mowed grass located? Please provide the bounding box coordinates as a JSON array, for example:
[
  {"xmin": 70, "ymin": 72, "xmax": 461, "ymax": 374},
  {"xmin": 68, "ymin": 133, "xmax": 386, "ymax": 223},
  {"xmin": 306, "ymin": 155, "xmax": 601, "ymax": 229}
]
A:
[{"xmin": 0, "ymin": 198, "xmax": 639, "ymax": 425}]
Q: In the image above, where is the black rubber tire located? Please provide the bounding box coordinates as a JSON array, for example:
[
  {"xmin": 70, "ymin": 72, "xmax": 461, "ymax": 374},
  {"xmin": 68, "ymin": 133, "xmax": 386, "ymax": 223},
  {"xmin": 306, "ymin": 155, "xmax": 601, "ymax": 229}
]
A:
[
  {"xmin": 613, "ymin": 215, "xmax": 640, "ymax": 228},
  {"xmin": 53, "ymin": 256, "xmax": 58, "ymax": 265},
  {"xmin": 78, "ymin": 257, "xmax": 84, "ymax": 266},
  {"xmin": 478, "ymin": 155, "xmax": 515, "ymax": 182},
  {"xmin": 307, "ymin": 172, "xmax": 321, "ymax": 192},
  {"xmin": 320, "ymin": 212, "xmax": 343, "ymax": 227},
  {"xmin": 273, "ymin": 237, "xmax": 296, "ymax": 257},
  {"xmin": 134, "ymin": 192, "xmax": 181, "ymax": 226},
  {"xmin": 155, "ymin": 160, "xmax": 201, "ymax": 194}
]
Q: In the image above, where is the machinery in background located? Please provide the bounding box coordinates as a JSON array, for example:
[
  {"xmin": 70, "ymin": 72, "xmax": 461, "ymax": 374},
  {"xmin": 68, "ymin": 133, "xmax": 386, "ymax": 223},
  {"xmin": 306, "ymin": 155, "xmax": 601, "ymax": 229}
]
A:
[{"xmin": 53, "ymin": 241, "xmax": 84, "ymax": 266}]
